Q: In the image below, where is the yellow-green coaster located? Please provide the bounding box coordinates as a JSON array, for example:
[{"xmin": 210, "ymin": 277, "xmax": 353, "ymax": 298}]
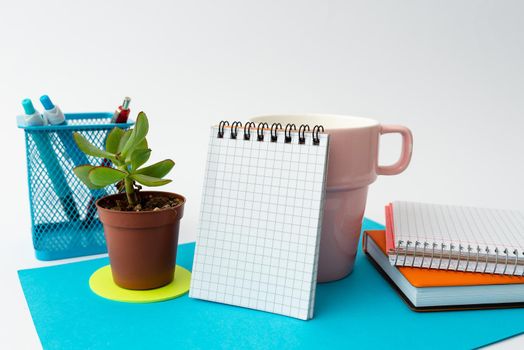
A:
[{"xmin": 89, "ymin": 265, "xmax": 191, "ymax": 303}]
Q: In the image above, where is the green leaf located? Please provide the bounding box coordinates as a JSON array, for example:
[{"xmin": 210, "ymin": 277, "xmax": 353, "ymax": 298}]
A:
[
  {"xmin": 125, "ymin": 137, "xmax": 148, "ymax": 163},
  {"xmin": 130, "ymin": 174, "xmax": 172, "ymax": 187},
  {"xmin": 135, "ymin": 137, "xmax": 148, "ymax": 150},
  {"xmin": 130, "ymin": 148, "xmax": 151, "ymax": 171},
  {"xmin": 105, "ymin": 127, "xmax": 125, "ymax": 154},
  {"xmin": 117, "ymin": 130, "xmax": 132, "ymax": 153},
  {"xmin": 133, "ymin": 111, "xmax": 149, "ymax": 142},
  {"xmin": 73, "ymin": 165, "xmax": 105, "ymax": 190},
  {"xmin": 135, "ymin": 159, "xmax": 174, "ymax": 178},
  {"xmin": 74, "ymin": 133, "xmax": 116, "ymax": 160},
  {"xmin": 121, "ymin": 112, "xmax": 149, "ymax": 157},
  {"xmin": 88, "ymin": 166, "xmax": 128, "ymax": 187}
]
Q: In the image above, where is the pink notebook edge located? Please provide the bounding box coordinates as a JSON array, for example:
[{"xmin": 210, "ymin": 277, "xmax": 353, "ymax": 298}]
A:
[{"xmin": 385, "ymin": 203, "xmax": 395, "ymax": 253}]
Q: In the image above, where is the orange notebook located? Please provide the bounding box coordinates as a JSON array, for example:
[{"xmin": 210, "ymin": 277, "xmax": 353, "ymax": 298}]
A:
[{"xmin": 363, "ymin": 230, "xmax": 524, "ymax": 311}]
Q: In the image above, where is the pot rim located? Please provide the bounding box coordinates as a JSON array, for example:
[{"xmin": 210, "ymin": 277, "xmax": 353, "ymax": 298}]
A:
[{"xmin": 95, "ymin": 191, "xmax": 186, "ymax": 214}]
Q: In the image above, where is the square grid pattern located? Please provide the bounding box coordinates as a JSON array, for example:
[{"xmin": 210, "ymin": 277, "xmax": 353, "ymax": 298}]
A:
[{"xmin": 190, "ymin": 125, "xmax": 329, "ymax": 320}]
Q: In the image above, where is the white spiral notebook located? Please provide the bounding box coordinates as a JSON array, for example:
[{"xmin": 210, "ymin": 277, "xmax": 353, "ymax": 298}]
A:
[
  {"xmin": 190, "ymin": 121, "xmax": 329, "ymax": 320},
  {"xmin": 386, "ymin": 201, "xmax": 524, "ymax": 275}
]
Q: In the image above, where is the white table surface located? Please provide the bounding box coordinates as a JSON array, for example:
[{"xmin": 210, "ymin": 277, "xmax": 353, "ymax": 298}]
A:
[{"xmin": 1, "ymin": 0, "xmax": 523, "ymax": 348}]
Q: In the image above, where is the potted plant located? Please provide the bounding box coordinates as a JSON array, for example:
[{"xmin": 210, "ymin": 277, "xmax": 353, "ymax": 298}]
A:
[{"xmin": 73, "ymin": 112, "xmax": 185, "ymax": 290}]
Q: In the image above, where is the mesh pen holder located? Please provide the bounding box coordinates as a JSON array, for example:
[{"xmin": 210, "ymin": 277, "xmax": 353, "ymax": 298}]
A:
[{"xmin": 18, "ymin": 113, "xmax": 134, "ymax": 260}]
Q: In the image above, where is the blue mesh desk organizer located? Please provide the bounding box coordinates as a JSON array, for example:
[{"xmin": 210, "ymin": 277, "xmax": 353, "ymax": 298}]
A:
[{"xmin": 18, "ymin": 113, "xmax": 134, "ymax": 260}]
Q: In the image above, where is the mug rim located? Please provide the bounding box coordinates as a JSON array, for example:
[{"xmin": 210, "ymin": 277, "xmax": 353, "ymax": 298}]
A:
[{"xmin": 249, "ymin": 113, "xmax": 379, "ymax": 130}]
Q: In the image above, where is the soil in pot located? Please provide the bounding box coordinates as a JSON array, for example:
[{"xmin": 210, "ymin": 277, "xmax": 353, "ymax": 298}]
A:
[
  {"xmin": 96, "ymin": 191, "xmax": 186, "ymax": 290},
  {"xmin": 101, "ymin": 192, "xmax": 182, "ymax": 212}
]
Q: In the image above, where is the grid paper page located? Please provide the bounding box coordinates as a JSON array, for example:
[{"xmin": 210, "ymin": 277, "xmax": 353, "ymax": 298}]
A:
[
  {"xmin": 190, "ymin": 126, "xmax": 329, "ymax": 320},
  {"xmin": 390, "ymin": 201, "xmax": 524, "ymax": 274}
]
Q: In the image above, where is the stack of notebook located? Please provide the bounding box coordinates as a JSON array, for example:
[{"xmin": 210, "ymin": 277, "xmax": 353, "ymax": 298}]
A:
[{"xmin": 364, "ymin": 201, "xmax": 524, "ymax": 311}]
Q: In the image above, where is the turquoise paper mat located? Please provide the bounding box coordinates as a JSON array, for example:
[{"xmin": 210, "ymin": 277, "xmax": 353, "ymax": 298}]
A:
[{"xmin": 18, "ymin": 219, "xmax": 524, "ymax": 349}]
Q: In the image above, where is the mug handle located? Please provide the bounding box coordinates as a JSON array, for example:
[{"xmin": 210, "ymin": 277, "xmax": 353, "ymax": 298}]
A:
[{"xmin": 377, "ymin": 125, "xmax": 413, "ymax": 176}]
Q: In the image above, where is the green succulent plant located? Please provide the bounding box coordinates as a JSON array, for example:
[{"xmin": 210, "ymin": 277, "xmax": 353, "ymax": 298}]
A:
[{"xmin": 73, "ymin": 112, "xmax": 174, "ymax": 207}]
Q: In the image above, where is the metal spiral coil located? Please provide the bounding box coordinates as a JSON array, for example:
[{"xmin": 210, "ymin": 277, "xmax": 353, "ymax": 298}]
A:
[
  {"xmin": 284, "ymin": 123, "xmax": 296, "ymax": 143},
  {"xmin": 243, "ymin": 122, "xmax": 255, "ymax": 140},
  {"xmin": 270, "ymin": 123, "xmax": 282, "ymax": 142},
  {"xmin": 230, "ymin": 121, "xmax": 242, "ymax": 139},
  {"xmin": 298, "ymin": 124, "xmax": 310, "ymax": 144},
  {"xmin": 256, "ymin": 122, "xmax": 268, "ymax": 141},
  {"xmin": 312, "ymin": 125, "xmax": 324, "ymax": 145},
  {"xmin": 392, "ymin": 239, "xmax": 523, "ymax": 276},
  {"xmin": 217, "ymin": 121, "xmax": 325, "ymax": 145},
  {"xmin": 217, "ymin": 120, "xmax": 229, "ymax": 138}
]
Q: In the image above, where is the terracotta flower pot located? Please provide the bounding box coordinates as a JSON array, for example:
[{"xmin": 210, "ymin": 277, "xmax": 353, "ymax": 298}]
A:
[{"xmin": 96, "ymin": 191, "xmax": 185, "ymax": 290}]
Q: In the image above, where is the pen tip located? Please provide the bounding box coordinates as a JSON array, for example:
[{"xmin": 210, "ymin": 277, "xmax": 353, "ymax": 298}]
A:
[
  {"xmin": 22, "ymin": 98, "xmax": 36, "ymax": 115},
  {"xmin": 122, "ymin": 96, "xmax": 131, "ymax": 109},
  {"xmin": 40, "ymin": 95, "xmax": 55, "ymax": 110}
]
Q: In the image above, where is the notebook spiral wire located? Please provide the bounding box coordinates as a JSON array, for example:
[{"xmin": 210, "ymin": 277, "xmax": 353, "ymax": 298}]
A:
[
  {"xmin": 218, "ymin": 121, "xmax": 325, "ymax": 145},
  {"xmin": 393, "ymin": 240, "xmax": 524, "ymax": 276}
]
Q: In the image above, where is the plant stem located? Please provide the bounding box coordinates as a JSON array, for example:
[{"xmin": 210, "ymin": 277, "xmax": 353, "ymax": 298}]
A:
[{"xmin": 124, "ymin": 177, "xmax": 138, "ymax": 207}]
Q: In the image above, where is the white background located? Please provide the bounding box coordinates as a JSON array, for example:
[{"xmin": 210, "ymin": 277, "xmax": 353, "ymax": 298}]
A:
[{"xmin": 1, "ymin": 0, "xmax": 523, "ymax": 348}]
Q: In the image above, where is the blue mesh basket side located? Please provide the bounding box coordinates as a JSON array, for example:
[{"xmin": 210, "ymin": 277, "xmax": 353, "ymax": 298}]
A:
[{"xmin": 22, "ymin": 113, "xmax": 133, "ymax": 260}]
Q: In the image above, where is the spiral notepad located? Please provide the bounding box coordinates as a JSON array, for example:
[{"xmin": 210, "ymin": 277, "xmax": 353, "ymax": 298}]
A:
[
  {"xmin": 386, "ymin": 201, "xmax": 524, "ymax": 276},
  {"xmin": 190, "ymin": 121, "xmax": 329, "ymax": 320}
]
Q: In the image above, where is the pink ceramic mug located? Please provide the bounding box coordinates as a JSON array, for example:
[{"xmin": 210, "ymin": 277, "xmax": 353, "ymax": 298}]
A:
[{"xmin": 250, "ymin": 114, "xmax": 413, "ymax": 282}]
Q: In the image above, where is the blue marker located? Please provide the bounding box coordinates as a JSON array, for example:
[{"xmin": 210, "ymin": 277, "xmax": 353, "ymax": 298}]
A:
[
  {"xmin": 40, "ymin": 95, "xmax": 107, "ymax": 228},
  {"xmin": 22, "ymin": 99, "xmax": 47, "ymax": 126},
  {"xmin": 40, "ymin": 95, "xmax": 66, "ymax": 125},
  {"xmin": 22, "ymin": 99, "xmax": 80, "ymax": 222}
]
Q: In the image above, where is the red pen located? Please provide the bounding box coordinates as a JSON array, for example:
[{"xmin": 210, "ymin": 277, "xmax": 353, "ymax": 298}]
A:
[
  {"xmin": 103, "ymin": 97, "xmax": 131, "ymax": 166},
  {"xmin": 111, "ymin": 96, "xmax": 131, "ymax": 123}
]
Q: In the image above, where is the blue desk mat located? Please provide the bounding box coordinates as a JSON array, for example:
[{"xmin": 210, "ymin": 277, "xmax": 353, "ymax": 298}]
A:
[{"xmin": 19, "ymin": 219, "xmax": 524, "ymax": 349}]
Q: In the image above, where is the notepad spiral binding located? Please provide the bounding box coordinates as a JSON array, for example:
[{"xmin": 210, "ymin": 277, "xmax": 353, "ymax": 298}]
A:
[
  {"xmin": 217, "ymin": 121, "xmax": 325, "ymax": 145},
  {"xmin": 391, "ymin": 240, "xmax": 524, "ymax": 276}
]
